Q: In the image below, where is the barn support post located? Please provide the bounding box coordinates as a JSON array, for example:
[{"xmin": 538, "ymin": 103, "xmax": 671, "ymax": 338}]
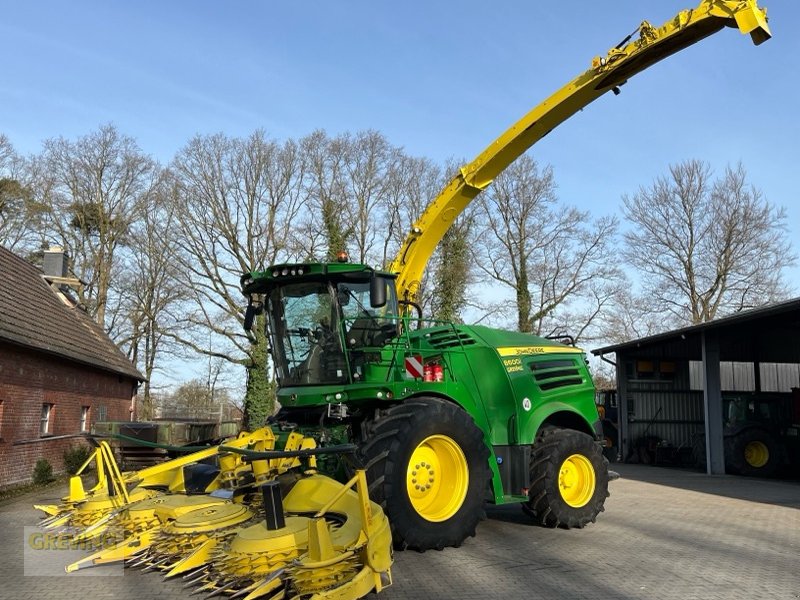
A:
[
  {"xmin": 702, "ymin": 330, "xmax": 725, "ymax": 474},
  {"xmin": 616, "ymin": 352, "xmax": 630, "ymax": 463}
]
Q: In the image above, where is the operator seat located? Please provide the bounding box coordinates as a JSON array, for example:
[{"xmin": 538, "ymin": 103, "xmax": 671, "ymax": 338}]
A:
[
  {"xmin": 302, "ymin": 343, "xmax": 324, "ymax": 383},
  {"xmin": 347, "ymin": 310, "xmax": 378, "ymax": 348}
]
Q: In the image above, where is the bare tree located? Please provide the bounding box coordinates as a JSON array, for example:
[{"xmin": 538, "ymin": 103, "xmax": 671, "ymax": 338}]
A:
[
  {"xmin": 549, "ymin": 275, "xmax": 628, "ymax": 346},
  {"xmin": 474, "ymin": 154, "xmax": 620, "ymax": 341},
  {"xmin": 156, "ymin": 379, "xmax": 234, "ymax": 420},
  {"xmin": 35, "ymin": 125, "xmax": 158, "ymax": 328},
  {"xmin": 118, "ymin": 176, "xmax": 188, "ymax": 418},
  {"xmin": 0, "ymin": 134, "xmax": 12, "ymax": 166},
  {"xmin": 0, "ymin": 135, "xmax": 44, "ymax": 253},
  {"xmin": 597, "ymin": 284, "xmax": 669, "ymax": 346},
  {"xmin": 301, "ymin": 130, "xmax": 351, "ymax": 260},
  {"xmin": 381, "ymin": 155, "xmax": 446, "ymax": 315},
  {"xmin": 300, "ymin": 130, "xmax": 409, "ymax": 267},
  {"xmin": 622, "ymin": 160, "xmax": 795, "ymax": 324},
  {"xmin": 171, "ymin": 130, "xmax": 307, "ymax": 428},
  {"xmin": 342, "ymin": 130, "xmax": 401, "ymax": 265},
  {"xmin": 382, "ymin": 155, "xmax": 442, "ymax": 265}
]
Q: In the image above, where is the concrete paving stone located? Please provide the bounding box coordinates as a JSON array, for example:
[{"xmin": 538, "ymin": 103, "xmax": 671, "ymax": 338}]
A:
[{"xmin": 0, "ymin": 464, "xmax": 798, "ymax": 599}]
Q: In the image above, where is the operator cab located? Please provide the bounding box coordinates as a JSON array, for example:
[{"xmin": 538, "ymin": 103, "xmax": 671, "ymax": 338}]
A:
[{"xmin": 242, "ymin": 264, "xmax": 399, "ymax": 386}]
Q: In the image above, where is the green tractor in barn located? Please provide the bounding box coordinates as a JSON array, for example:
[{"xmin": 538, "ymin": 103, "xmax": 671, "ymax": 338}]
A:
[
  {"xmin": 723, "ymin": 393, "xmax": 800, "ymax": 477},
  {"xmin": 240, "ymin": 0, "xmax": 771, "ymax": 551}
]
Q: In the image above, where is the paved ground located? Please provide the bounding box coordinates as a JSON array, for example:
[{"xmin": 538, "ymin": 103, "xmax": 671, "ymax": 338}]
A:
[{"xmin": 2, "ymin": 465, "xmax": 798, "ymax": 600}]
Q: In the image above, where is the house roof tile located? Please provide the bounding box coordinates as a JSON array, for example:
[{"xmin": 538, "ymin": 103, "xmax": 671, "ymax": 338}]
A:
[{"xmin": 0, "ymin": 245, "xmax": 143, "ymax": 380}]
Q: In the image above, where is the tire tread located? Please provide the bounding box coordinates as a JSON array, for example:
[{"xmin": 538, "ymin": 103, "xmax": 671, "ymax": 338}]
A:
[{"xmin": 524, "ymin": 428, "xmax": 609, "ymax": 529}]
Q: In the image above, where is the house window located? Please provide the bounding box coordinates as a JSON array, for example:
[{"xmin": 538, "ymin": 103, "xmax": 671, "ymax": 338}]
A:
[
  {"xmin": 40, "ymin": 403, "xmax": 54, "ymax": 436},
  {"xmin": 80, "ymin": 406, "xmax": 90, "ymax": 432},
  {"xmin": 97, "ymin": 405, "xmax": 107, "ymax": 422}
]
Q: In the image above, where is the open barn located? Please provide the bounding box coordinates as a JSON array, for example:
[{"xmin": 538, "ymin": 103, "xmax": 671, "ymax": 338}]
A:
[{"xmin": 593, "ymin": 299, "xmax": 800, "ymax": 476}]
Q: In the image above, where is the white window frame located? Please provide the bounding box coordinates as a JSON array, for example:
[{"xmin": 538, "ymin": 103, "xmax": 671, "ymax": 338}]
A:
[
  {"xmin": 80, "ymin": 406, "xmax": 90, "ymax": 432},
  {"xmin": 40, "ymin": 403, "xmax": 53, "ymax": 436}
]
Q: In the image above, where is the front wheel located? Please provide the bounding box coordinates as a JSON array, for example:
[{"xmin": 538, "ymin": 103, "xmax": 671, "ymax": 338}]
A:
[
  {"xmin": 359, "ymin": 397, "xmax": 491, "ymax": 551},
  {"xmin": 525, "ymin": 428, "xmax": 609, "ymax": 528}
]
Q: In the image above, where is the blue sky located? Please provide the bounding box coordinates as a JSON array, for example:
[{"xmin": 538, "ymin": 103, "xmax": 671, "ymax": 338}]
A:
[
  {"xmin": 2, "ymin": 1, "xmax": 796, "ymax": 225},
  {"xmin": 2, "ymin": 1, "xmax": 798, "ymax": 385}
]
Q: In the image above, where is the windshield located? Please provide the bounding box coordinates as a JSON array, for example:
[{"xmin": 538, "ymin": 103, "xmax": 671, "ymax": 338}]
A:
[
  {"xmin": 338, "ymin": 280, "xmax": 398, "ymax": 350},
  {"xmin": 724, "ymin": 396, "xmax": 780, "ymax": 427},
  {"xmin": 268, "ymin": 282, "xmax": 348, "ymax": 386},
  {"xmin": 266, "ymin": 275, "xmax": 399, "ymax": 386}
]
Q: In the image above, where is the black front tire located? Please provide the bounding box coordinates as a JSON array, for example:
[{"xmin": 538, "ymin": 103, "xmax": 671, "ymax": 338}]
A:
[
  {"xmin": 525, "ymin": 428, "xmax": 609, "ymax": 528},
  {"xmin": 358, "ymin": 397, "xmax": 491, "ymax": 551}
]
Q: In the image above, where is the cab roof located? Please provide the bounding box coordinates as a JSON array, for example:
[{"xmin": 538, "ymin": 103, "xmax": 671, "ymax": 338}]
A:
[{"xmin": 241, "ymin": 262, "xmax": 396, "ymax": 295}]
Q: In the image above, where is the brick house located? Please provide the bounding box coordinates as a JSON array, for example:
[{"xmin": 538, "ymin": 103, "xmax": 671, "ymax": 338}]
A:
[{"xmin": 0, "ymin": 246, "xmax": 143, "ymax": 488}]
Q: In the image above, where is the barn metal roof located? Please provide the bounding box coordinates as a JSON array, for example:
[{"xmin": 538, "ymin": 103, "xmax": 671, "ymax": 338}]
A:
[
  {"xmin": 0, "ymin": 245, "xmax": 144, "ymax": 380},
  {"xmin": 592, "ymin": 297, "xmax": 800, "ymax": 356}
]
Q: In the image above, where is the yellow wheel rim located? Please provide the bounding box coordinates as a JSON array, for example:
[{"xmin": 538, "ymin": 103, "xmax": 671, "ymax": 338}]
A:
[
  {"xmin": 406, "ymin": 434, "xmax": 468, "ymax": 522},
  {"xmin": 558, "ymin": 454, "xmax": 596, "ymax": 508},
  {"xmin": 744, "ymin": 441, "xmax": 769, "ymax": 468}
]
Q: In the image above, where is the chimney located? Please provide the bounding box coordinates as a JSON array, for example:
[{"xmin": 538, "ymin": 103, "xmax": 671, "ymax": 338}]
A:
[
  {"xmin": 41, "ymin": 246, "xmax": 81, "ymax": 303},
  {"xmin": 43, "ymin": 246, "xmax": 68, "ymax": 278}
]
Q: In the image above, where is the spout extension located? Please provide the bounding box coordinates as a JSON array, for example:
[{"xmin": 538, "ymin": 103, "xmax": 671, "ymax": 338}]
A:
[
  {"xmin": 707, "ymin": 0, "xmax": 771, "ymax": 45},
  {"xmin": 734, "ymin": 2, "xmax": 770, "ymax": 45}
]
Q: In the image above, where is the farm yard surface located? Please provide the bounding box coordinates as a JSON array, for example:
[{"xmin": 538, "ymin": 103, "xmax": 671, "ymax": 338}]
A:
[{"xmin": 2, "ymin": 464, "xmax": 797, "ymax": 600}]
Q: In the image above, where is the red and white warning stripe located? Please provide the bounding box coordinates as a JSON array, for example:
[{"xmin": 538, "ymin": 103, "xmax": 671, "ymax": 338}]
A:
[{"xmin": 404, "ymin": 355, "xmax": 424, "ymax": 379}]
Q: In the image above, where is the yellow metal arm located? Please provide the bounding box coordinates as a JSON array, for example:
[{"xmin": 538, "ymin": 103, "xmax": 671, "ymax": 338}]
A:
[{"xmin": 389, "ymin": 0, "xmax": 770, "ymax": 303}]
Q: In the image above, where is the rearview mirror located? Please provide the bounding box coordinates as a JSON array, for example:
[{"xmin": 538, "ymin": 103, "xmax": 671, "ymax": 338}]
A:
[
  {"xmin": 243, "ymin": 299, "xmax": 263, "ymax": 331},
  {"xmin": 370, "ymin": 275, "xmax": 386, "ymax": 308},
  {"xmin": 337, "ymin": 288, "xmax": 351, "ymax": 307}
]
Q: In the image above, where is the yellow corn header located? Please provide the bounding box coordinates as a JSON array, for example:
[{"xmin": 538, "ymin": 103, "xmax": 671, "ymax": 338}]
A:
[{"xmin": 35, "ymin": 429, "xmax": 392, "ymax": 600}]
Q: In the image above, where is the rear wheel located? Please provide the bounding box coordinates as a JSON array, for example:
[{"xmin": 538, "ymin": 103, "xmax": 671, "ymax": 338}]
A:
[
  {"xmin": 525, "ymin": 428, "xmax": 609, "ymax": 528},
  {"xmin": 359, "ymin": 397, "xmax": 490, "ymax": 550},
  {"xmin": 726, "ymin": 428, "xmax": 781, "ymax": 477}
]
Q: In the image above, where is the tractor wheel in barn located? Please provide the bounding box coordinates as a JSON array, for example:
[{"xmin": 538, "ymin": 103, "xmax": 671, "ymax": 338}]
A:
[
  {"xmin": 725, "ymin": 428, "xmax": 781, "ymax": 477},
  {"xmin": 524, "ymin": 427, "xmax": 609, "ymax": 528},
  {"xmin": 358, "ymin": 397, "xmax": 491, "ymax": 551}
]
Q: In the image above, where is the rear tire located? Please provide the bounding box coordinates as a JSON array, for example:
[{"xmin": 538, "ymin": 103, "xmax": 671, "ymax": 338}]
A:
[
  {"xmin": 525, "ymin": 428, "xmax": 609, "ymax": 528},
  {"xmin": 725, "ymin": 429, "xmax": 781, "ymax": 477},
  {"xmin": 358, "ymin": 397, "xmax": 490, "ymax": 551}
]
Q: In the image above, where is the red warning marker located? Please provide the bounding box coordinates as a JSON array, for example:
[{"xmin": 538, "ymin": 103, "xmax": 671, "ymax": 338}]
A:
[{"xmin": 405, "ymin": 355, "xmax": 424, "ymax": 379}]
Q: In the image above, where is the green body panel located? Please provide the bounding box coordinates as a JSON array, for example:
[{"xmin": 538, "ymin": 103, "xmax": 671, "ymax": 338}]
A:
[{"xmin": 243, "ymin": 264, "xmax": 601, "ymax": 505}]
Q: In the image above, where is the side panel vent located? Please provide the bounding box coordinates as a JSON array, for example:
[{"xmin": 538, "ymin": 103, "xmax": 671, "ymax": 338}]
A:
[
  {"xmin": 530, "ymin": 359, "xmax": 583, "ymax": 391},
  {"xmin": 426, "ymin": 329, "xmax": 477, "ymax": 350},
  {"xmin": 538, "ymin": 378, "xmax": 584, "ymax": 391}
]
